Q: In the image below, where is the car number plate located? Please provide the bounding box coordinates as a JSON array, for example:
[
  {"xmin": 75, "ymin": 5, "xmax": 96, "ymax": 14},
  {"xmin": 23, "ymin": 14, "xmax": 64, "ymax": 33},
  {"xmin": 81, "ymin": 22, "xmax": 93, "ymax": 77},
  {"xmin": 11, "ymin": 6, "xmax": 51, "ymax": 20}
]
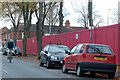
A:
[{"xmin": 94, "ymin": 57, "xmax": 107, "ymax": 60}]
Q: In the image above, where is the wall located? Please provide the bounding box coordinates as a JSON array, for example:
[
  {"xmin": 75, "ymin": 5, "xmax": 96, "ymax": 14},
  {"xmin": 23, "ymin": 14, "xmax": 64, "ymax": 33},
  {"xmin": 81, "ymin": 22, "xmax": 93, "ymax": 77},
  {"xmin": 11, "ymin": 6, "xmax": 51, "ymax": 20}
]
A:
[
  {"xmin": 16, "ymin": 24, "xmax": 120, "ymax": 65},
  {"xmin": 2, "ymin": 27, "xmax": 9, "ymax": 41}
]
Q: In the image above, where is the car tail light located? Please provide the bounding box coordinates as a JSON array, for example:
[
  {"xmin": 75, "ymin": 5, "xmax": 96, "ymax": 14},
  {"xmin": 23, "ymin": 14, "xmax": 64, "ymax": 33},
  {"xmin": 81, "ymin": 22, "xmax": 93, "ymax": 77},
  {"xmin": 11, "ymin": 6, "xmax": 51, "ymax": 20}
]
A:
[{"xmin": 82, "ymin": 53, "xmax": 86, "ymax": 57}]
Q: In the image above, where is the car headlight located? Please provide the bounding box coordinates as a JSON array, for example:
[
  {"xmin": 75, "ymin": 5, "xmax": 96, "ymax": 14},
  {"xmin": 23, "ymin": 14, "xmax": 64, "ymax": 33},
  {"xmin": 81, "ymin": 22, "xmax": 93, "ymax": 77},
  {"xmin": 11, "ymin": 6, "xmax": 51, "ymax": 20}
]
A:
[{"xmin": 51, "ymin": 56, "xmax": 58, "ymax": 60}]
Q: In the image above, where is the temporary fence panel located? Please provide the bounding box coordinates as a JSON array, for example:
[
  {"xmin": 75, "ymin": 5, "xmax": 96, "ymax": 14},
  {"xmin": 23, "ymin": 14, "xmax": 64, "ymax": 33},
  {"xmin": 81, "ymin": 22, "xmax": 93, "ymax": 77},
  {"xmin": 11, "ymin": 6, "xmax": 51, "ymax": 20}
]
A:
[{"xmin": 16, "ymin": 24, "xmax": 120, "ymax": 64}]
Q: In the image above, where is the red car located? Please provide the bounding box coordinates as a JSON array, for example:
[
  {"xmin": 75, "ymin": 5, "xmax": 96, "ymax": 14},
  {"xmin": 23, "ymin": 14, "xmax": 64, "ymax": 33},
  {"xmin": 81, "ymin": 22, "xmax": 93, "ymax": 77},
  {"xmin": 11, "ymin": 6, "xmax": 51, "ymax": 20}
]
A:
[{"xmin": 62, "ymin": 43, "xmax": 116, "ymax": 79}]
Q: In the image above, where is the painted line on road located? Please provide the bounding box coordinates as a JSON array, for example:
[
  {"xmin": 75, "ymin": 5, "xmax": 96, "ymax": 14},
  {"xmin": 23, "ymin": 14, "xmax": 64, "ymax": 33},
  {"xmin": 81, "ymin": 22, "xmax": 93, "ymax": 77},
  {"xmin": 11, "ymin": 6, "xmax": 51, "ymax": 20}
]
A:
[{"xmin": 3, "ymin": 70, "xmax": 8, "ymax": 74}]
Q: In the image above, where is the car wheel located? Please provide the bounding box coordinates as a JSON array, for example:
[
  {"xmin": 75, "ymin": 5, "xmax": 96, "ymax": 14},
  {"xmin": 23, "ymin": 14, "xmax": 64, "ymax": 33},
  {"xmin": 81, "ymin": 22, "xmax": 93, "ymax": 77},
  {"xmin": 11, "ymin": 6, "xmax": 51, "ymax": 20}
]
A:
[
  {"xmin": 108, "ymin": 72, "xmax": 115, "ymax": 79},
  {"xmin": 62, "ymin": 63, "xmax": 68, "ymax": 73},
  {"xmin": 5, "ymin": 52, "xmax": 7, "ymax": 56},
  {"xmin": 18, "ymin": 53, "xmax": 20, "ymax": 57},
  {"xmin": 20, "ymin": 53, "xmax": 22, "ymax": 56},
  {"xmin": 46, "ymin": 60, "xmax": 51, "ymax": 69},
  {"xmin": 76, "ymin": 65, "xmax": 83, "ymax": 77},
  {"xmin": 39, "ymin": 58, "xmax": 44, "ymax": 66},
  {"xmin": 90, "ymin": 71, "xmax": 96, "ymax": 77}
]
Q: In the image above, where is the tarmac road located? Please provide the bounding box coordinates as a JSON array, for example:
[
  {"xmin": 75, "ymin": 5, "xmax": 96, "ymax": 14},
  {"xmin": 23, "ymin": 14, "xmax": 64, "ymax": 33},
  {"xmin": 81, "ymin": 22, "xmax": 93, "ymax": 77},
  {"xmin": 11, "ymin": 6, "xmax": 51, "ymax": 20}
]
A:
[{"xmin": 2, "ymin": 55, "xmax": 111, "ymax": 80}]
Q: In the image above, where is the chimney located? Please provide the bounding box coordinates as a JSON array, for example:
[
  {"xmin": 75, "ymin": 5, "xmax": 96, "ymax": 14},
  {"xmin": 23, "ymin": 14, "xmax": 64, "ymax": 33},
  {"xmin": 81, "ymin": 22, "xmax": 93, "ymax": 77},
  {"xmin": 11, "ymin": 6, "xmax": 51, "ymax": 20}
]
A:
[{"xmin": 65, "ymin": 20, "xmax": 70, "ymax": 27}]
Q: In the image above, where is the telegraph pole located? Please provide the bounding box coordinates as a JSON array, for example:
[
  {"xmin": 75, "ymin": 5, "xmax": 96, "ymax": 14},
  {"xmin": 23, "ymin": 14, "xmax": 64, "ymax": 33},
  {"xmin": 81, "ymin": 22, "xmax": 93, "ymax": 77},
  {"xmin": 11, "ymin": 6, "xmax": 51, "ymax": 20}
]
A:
[
  {"xmin": 49, "ymin": 2, "xmax": 52, "ymax": 35},
  {"xmin": 107, "ymin": 9, "xmax": 111, "ymax": 25},
  {"xmin": 88, "ymin": 0, "xmax": 93, "ymax": 43}
]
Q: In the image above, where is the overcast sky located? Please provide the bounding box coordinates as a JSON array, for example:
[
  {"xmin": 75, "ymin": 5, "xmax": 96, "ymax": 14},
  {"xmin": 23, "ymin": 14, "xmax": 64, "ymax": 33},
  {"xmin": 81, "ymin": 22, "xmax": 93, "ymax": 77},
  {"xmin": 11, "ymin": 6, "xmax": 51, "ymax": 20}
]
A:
[
  {"xmin": 0, "ymin": 0, "xmax": 120, "ymax": 29},
  {"xmin": 64, "ymin": 0, "xmax": 120, "ymax": 27}
]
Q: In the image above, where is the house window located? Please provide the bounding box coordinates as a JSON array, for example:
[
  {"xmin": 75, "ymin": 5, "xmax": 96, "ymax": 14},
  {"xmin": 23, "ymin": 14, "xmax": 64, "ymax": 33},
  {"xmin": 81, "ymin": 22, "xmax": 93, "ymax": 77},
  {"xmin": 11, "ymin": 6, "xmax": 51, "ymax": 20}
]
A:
[
  {"xmin": 22, "ymin": 32, "xmax": 24, "ymax": 39},
  {"xmin": 44, "ymin": 33, "xmax": 50, "ymax": 36},
  {"xmin": 6, "ymin": 34, "xmax": 7, "ymax": 39}
]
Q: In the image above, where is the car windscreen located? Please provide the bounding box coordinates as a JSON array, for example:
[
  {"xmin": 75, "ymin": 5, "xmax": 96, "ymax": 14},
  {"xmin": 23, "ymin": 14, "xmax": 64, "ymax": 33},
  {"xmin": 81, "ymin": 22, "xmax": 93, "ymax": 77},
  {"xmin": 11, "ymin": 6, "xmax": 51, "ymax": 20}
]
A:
[
  {"xmin": 49, "ymin": 46, "xmax": 70, "ymax": 53},
  {"xmin": 86, "ymin": 45, "xmax": 113, "ymax": 55}
]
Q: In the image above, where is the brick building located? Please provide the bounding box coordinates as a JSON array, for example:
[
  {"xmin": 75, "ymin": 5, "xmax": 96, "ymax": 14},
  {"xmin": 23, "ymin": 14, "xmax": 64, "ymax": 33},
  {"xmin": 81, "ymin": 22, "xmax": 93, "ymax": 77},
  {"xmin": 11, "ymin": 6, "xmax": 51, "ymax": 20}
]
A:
[
  {"xmin": 1, "ymin": 27, "xmax": 9, "ymax": 41},
  {"xmin": 2, "ymin": 20, "xmax": 85, "ymax": 41}
]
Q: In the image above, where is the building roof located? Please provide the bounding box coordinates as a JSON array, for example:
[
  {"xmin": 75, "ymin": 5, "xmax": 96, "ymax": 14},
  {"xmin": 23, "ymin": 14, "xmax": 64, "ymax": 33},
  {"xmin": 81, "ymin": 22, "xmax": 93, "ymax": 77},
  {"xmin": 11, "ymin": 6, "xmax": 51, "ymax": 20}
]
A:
[
  {"xmin": 1, "ymin": 27, "xmax": 9, "ymax": 35},
  {"xmin": 2, "ymin": 24, "xmax": 86, "ymax": 35},
  {"xmin": 2, "ymin": 24, "xmax": 72, "ymax": 35},
  {"xmin": 69, "ymin": 27, "xmax": 85, "ymax": 31}
]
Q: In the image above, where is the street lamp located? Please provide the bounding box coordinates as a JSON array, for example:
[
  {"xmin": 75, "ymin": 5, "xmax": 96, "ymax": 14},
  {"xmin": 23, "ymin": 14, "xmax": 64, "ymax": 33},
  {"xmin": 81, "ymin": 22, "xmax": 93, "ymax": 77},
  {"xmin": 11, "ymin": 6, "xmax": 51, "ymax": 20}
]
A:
[{"xmin": 107, "ymin": 9, "xmax": 111, "ymax": 25}]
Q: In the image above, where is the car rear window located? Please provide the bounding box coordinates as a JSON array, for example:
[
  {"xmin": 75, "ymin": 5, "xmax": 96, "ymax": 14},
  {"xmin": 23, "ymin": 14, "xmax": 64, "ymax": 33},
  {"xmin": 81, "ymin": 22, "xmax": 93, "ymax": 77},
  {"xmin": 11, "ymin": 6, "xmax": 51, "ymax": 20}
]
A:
[
  {"xmin": 49, "ymin": 45, "xmax": 70, "ymax": 53},
  {"xmin": 86, "ymin": 45, "xmax": 113, "ymax": 55}
]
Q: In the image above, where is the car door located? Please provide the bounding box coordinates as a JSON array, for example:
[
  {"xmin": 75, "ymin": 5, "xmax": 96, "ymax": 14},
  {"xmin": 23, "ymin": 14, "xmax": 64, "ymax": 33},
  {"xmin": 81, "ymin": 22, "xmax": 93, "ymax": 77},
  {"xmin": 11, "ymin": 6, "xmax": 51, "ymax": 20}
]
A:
[
  {"xmin": 40, "ymin": 46, "xmax": 46, "ymax": 63},
  {"xmin": 70, "ymin": 44, "xmax": 83, "ymax": 70},
  {"xmin": 43, "ymin": 45, "xmax": 49, "ymax": 63},
  {"xmin": 66, "ymin": 45, "xmax": 78, "ymax": 69},
  {"xmin": 40, "ymin": 45, "xmax": 49, "ymax": 63}
]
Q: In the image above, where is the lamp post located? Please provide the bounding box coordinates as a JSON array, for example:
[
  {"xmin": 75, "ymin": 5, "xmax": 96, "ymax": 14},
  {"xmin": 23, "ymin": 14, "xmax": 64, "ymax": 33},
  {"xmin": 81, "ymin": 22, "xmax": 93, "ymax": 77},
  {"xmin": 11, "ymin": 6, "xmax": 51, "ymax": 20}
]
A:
[{"xmin": 107, "ymin": 9, "xmax": 111, "ymax": 25}]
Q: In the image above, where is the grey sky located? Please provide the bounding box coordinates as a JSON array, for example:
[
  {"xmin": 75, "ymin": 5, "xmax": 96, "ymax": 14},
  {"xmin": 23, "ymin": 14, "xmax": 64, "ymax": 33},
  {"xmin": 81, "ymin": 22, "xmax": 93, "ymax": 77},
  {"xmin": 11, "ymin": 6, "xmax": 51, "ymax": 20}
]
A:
[{"xmin": 0, "ymin": 0, "xmax": 119, "ymax": 29}]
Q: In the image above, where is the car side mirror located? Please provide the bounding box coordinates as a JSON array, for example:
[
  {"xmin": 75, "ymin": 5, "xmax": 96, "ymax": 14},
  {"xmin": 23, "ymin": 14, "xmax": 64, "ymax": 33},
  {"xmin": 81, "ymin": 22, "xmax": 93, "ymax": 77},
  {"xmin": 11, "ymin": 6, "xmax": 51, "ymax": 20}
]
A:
[{"xmin": 45, "ymin": 51, "xmax": 48, "ymax": 54}]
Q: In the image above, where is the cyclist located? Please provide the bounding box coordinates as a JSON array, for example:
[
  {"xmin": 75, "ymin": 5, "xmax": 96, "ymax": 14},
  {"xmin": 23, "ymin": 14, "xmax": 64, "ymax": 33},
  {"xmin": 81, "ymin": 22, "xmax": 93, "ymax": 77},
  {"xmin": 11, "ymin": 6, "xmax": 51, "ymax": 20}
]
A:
[{"xmin": 6, "ymin": 39, "xmax": 15, "ymax": 60}]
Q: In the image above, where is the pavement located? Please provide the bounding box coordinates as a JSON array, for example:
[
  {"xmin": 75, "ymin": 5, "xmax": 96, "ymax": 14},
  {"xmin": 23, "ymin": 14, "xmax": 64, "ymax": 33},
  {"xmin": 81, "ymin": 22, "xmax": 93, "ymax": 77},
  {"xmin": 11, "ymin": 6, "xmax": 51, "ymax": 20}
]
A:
[
  {"xmin": 14, "ymin": 55, "xmax": 40, "ymax": 62},
  {"xmin": 115, "ymin": 66, "xmax": 120, "ymax": 80}
]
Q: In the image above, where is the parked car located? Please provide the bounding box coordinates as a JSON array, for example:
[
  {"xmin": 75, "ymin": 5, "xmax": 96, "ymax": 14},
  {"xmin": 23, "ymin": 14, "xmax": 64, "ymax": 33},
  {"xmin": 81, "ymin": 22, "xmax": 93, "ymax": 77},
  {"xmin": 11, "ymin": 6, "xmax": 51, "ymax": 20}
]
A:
[
  {"xmin": 39, "ymin": 45, "xmax": 70, "ymax": 69},
  {"xmin": 13, "ymin": 47, "xmax": 22, "ymax": 57},
  {"xmin": 1, "ymin": 46, "xmax": 22, "ymax": 57},
  {"xmin": 1, "ymin": 47, "xmax": 7, "ymax": 55},
  {"xmin": 1, "ymin": 45, "xmax": 7, "ymax": 55},
  {"xmin": 62, "ymin": 43, "xmax": 116, "ymax": 79}
]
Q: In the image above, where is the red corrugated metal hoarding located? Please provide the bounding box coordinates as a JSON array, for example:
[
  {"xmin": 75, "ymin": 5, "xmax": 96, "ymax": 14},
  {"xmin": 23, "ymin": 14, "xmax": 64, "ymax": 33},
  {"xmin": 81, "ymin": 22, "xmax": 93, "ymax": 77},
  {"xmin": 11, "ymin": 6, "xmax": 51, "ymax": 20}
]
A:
[
  {"xmin": 118, "ymin": 25, "xmax": 120, "ymax": 65},
  {"xmin": 16, "ymin": 24, "xmax": 120, "ymax": 65},
  {"xmin": 16, "ymin": 40, "xmax": 23, "ymax": 53},
  {"xmin": 26, "ymin": 38, "xmax": 38, "ymax": 55}
]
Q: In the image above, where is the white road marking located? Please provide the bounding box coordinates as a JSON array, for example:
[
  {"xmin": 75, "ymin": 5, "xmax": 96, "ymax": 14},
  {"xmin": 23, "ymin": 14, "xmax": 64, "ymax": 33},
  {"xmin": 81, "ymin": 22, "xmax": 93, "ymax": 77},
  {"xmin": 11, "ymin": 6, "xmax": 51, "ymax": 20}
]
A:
[{"xmin": 3, "ymin": 70, "xmax": 8, "ymax": 74}]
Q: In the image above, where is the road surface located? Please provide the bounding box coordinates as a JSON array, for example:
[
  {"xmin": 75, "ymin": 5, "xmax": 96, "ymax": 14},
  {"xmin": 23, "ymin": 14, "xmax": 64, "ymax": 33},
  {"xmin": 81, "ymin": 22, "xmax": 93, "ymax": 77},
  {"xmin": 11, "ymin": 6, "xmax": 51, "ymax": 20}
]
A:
[{"xmin": 2, "ymin": 55, "xmax": 110, "ymax": 80}]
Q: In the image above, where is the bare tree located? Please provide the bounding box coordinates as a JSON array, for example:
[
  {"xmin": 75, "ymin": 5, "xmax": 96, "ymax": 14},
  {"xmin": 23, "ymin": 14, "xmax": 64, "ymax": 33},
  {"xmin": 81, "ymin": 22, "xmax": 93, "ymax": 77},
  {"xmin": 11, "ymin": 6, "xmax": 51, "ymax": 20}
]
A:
[
  {"xmin": 45, "ymin": 2, "xmax": 70, "ymax": 35},
  {"xmin": 35, "ymin": 2, "xmax": 57, "ymax": 59},
  {"xmin": 71, "ymin": 1, "xmax": 103, "ymax": 28},
  {"xmin": 111, "ymin": 8, "xmax": 118, "ymax": 24},
  {"xmin": 58, "ymin": 2, "xmax": 63, "ymax": 33},
  {"xmin": 15, "ymin": 2, "xmax": 36, "ymax": 56},
  {"xmin": 76, "ymin": 5, "xmax": 88, "ymax": 29},
  {"xmin": 45, "ymin": 3, "xmax": 59, "ymax": 35},
  {"xmin": 1, "ymin": 2, "xmax": 22, "ymax": 45}
]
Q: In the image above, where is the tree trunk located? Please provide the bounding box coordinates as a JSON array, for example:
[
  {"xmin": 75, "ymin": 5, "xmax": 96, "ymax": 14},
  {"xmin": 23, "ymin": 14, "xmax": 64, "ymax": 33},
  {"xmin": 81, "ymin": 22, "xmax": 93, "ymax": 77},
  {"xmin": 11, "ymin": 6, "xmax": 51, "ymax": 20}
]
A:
[
  {"xmin": 36, "ymin": 2, "xmax": 43, "ymax": 59},
  {"xmin": 58, "ymin": 2, "xmax": 63, "ymax": 33},
  {"xmin": 27, "ymin": 9, "xmax": 33, "ymax": 38},
  {"xmin": 23, "ymin": 25, "xmax": 27, "ymax": 56},
  {"xmin": 36, "ymin": 21, "xmax": 42, "ymax": 59},
  {"xmin": 22, "ymin": 2, "xmax": 30, "ymax": 56},
  {"xmin": 28, "ymin": 31, "xmax": 31, "ymax": 38},
  {"xmin": 14, "ymin": 27, "xmax": 17, "ymax": 46}
]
